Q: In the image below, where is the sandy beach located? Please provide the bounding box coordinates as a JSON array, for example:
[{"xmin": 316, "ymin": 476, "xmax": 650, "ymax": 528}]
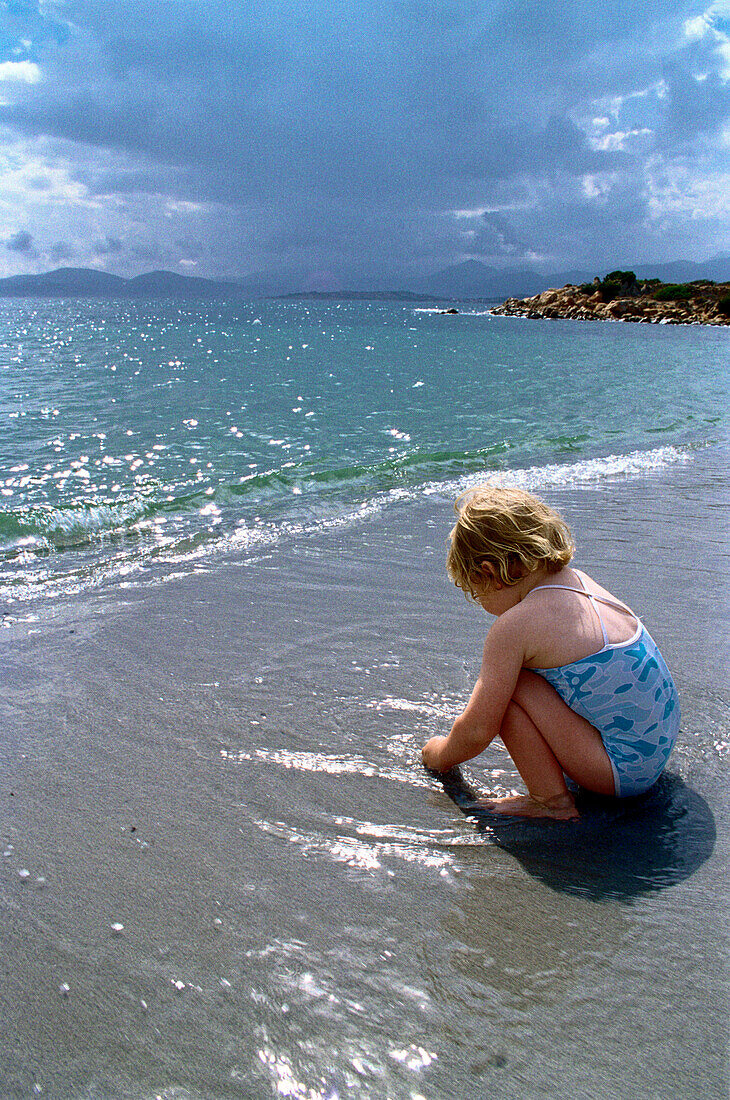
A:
[{"xmin": 1, "ymin": 442, "xmax": 727, "ymax": 1099}]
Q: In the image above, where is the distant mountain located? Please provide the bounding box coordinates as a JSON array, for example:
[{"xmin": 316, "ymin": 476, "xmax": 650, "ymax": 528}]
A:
[
  {"xmin": 1, "ymin": 257, "xmax": 727, "ymax": 301},
  {"xmin": 279, "ymin": 289, "xmax": 441, "ymax": 302},
  {"xmin": 415, "ymin": 260, "xmax": 545, "ymax": 300},
  {"xmin": 544, "ymin": 268, "xmax": 597, "ymax": 288},
  {"xmin": 419, "ymin": 257, "xmax": 730, "ymax": 300},
  {"xmin": 631, "ymin": 256, "xmax": 730, "ymax": 284},
  {"xmin": 234, "ymin": 272, "xmax": 305, "ymax": 296},
  {"xmin": 0, "ymin": 267, "xmax": 129, "ymax": 296},
  {"xmin": 0, "ymin": 267, "xmax": 242, "ymax": 298},
  {"xmin": 127, "ymin": 270, "xmax": 239, "ymax": 296}
]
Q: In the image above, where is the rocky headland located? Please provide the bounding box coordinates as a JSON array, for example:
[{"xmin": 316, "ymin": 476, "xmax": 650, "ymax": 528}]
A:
[{"xmin": 491, "ymin": 271, "xmax": 730, "ymax": 326}]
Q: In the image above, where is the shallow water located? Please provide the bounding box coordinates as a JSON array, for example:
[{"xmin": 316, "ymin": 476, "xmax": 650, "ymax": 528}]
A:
[
  {"xmin": 1, "ymin": 446, "xmax": 727, "ymax": 1098},
  {"xmin": 1, "ymin": 297, "xmax": 727, "ymax": 608}
]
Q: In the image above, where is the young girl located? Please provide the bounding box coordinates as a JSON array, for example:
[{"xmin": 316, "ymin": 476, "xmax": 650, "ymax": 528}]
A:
[{"xmin": 421, "ymin": 485, "xmax": 680, "ymax": 820}]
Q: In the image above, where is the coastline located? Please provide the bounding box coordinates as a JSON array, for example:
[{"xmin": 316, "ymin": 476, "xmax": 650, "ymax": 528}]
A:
[
  {"xmin": 0, "ymin": 441, "xmax": 727, "ymax": 1098},
  {"xmin": 491, "ymin": 281, "xmax": 730, "ymax": 325}
]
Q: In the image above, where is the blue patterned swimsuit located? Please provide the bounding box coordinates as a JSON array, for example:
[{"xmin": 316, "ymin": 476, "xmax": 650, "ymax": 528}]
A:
[{"xmin": 529, "ymin": 577, "xmax": 680, "ymax": 797}]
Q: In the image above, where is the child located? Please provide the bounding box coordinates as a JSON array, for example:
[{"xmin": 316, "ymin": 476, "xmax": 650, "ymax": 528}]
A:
[{"xmin": 421, "ymin": 485, "xmax": 680, "ymax": 819}]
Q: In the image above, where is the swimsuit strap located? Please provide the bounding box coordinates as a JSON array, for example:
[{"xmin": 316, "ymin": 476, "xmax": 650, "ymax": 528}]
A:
[{"xmin": 527, "ymin": 573, "xmax": 637, "ymax": 647}]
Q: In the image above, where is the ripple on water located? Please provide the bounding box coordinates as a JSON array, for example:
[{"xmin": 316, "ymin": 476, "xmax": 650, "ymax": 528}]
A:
[{"xmin": 238, "ymin": 936, "xmax": 439, "ymax": 1099}]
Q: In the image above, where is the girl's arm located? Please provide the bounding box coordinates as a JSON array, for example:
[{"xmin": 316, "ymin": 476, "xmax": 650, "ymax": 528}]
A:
[{"xmin": 421, "ymin": 614, "xmax": 525, "ymax": 772}]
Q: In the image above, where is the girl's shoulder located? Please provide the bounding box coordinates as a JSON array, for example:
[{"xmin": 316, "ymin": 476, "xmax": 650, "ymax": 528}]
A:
[
  {"xmin": 514, "ymin": 567, "xmax": 639, "ymax": 667},
  {"xmin": 524, "ymin": 566, "xmax": 626, "ymax": 608}
]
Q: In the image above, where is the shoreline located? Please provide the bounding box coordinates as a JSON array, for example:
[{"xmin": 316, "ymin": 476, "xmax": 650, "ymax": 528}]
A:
[
  {"xmin": 0, "ymin": 439, "xmax": 713, "ymax": 618},
  {"xmin": 490, "ymin": 280, "xmax": 730, "ymax": 325}
]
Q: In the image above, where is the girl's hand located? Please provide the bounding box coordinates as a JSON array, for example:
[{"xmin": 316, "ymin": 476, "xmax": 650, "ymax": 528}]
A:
[{"xmin": 421, "ymin": 735, "xmax": 448, "ymax": 772}]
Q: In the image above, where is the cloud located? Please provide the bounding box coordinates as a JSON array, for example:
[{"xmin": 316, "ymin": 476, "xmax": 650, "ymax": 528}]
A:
[
  {"xmin": 0, "ymin": 60, "xmax": 41, "ymax": 82},
  {"xmin": 0, "ymin": 1, "xmax": 727, "ymax": 280},
  {"xmin": 49, "ymin": 241, "xmax": 75, "ymax": 263},
  {"xmin": 6, "ymin": 229, "xmax": 34, "ymax": 253},
  {"xmin": 683, "ymin": 2, "xmax": 730, "ymax": 76},
  {"xmin": 92, "ymin": 234, "xmax": 122, "ymax": 255}
]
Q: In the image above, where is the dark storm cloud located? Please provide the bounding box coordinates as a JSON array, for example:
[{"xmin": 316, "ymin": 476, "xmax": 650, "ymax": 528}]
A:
[
  {"xmin": 0, "ymin": 0, "xmax": 727, "ymax": 279},
  {"xmin": 79, "ymin": 168, "xmax": 161, "ymax": 196},
  {"xmin": 49, "ymin": 241, "xmax": 74, "ymax": 263},
  {"xmin": 92, "ymin": 235, "xmax": 123, "ymax": 255},
  {"xmin": 6, "ymin": 229, "xmax": 34, "ymax": 253},
  {"xmin": 659, "ymin": 67, "xmax": 730, "ymax": 146}
]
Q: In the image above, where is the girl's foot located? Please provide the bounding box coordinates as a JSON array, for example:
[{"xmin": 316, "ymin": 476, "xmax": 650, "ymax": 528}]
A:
[{"xmin": 480, "ymin": 792, "xmax": 579, "ymax": 820}]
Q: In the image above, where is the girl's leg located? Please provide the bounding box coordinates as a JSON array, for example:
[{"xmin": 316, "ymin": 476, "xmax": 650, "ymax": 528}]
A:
[{"xmin": 483, "ymin": 669, "xmax": 616, "ymax": 819}]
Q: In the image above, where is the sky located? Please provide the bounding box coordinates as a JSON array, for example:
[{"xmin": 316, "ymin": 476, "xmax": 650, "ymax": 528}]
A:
[{"xmin": 0, "ymin": 0, "xmax": 728, "ymax": 288}]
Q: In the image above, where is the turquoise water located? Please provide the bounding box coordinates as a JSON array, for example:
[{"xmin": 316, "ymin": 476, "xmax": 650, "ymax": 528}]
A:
[{"xmin": 0, "ymin": 297, "xmax": 726, "ymax": 603}]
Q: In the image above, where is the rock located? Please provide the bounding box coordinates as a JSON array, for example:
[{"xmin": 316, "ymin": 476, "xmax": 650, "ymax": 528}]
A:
[
  {"xmin": 606, "ymin": 300, "xmax": 628, "ymax": 317},
  {"xmin": 490, "ymin": 279, "xmax": 729, "ymax": 326}
]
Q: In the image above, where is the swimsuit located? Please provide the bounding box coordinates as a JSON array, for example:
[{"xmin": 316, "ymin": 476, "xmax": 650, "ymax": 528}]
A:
[{"xmin": 528, "ymin": 575, "xmax": 680, "ymax": 797}]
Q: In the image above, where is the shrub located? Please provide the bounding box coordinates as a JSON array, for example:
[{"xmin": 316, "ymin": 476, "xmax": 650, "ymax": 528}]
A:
[
  {"xmin": 604, "ymin": 270, "xmax": 637, "ymax": 284},
  {"xmin": 717, "ymin": 295, "xmax": 730, "ymax": 317},
  {"xmin": 653, "ymin": 284, "xmax": 693, "ymax": 302},
  {"xmin": 599, "ymin": 270, "xmax": 639, "ymax": 300}
]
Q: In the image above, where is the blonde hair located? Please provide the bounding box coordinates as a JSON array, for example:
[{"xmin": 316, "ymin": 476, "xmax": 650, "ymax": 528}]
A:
[{"xmin": 447, "ymin": 484, "xmax": 575, "ymax": 597}]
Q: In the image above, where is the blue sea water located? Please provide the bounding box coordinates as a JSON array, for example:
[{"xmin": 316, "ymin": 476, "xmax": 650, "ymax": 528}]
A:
[{"xmin": 0, "ymin": 296, "xmax": 726, "ymax": 606}]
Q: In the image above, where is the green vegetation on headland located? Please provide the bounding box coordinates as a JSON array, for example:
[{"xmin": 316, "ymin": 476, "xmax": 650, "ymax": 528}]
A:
[{"xmin": 491, "ymin": 271, "xmax": 730, "ymax": 325}]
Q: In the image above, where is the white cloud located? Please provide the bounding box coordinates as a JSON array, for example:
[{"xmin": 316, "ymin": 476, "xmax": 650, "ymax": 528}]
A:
[
  {"xmin": 647, "ymin": 165, "xmax": 730, "ymax": 220},
  {"xmin": 581, "ymin": 174, "xmax": 616, "ymax": 201},
  {"xmin": 684, "ymin": 14, "xmax": 711, "ymax": 41},
  {"xmin": 164, "ymin": 200, "xmax": 206, "ymax": 215},
  {"xmin": 592, "ymin": 128, "xmax": 652, "ymax": 152},
  {"xmin": 447, "ymin": 203, "xmax": 532, "ymax": 219},
  {"xmin": 718, "ymin": 40, "xmax": 730, "ymax": 79},
  {"xmin": 684, "ymin": 3, "xmax": 730, "ymax": 78},
  {"xmin": 684, "ymin": 1, "xmax": 730, "ymax": 39},
  {"xmin": 0, "ymin": 61, "xmax": 42, "ymax": 84},
  {"xmin": 0, "ymin": 152, "xmax": 93, "ymax": 210},
  {"xmin": 449, "ymin": 207, "xmax": 490, "ymax": 220}
]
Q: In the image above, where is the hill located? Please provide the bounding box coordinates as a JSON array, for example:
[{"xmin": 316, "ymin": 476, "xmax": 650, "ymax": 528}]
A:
[
  {"xmin": 0, "ymin": 257, "xmax": 727, "ymax": 301},
  {"xmin": 0, "ymin": 267, "xmax": 239, "ymax": 298},
  {"xmin": 490, "ymin": 272, "xmax": 730, "ymax": 326}
]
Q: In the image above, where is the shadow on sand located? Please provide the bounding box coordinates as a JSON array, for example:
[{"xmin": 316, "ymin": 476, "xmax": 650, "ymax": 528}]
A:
[{"xmin": 437, "ymin": 769, "xmax": 716, "ymax": 903}]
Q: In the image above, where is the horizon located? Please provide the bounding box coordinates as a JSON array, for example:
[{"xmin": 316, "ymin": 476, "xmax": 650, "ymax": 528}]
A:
[
  {"xmin": 0, "ymin": 1, "xmax": 728, "ymax": 290},
  {"xmin": 0, "ymin": 255, "xmax": 727, "ymax": 300}
]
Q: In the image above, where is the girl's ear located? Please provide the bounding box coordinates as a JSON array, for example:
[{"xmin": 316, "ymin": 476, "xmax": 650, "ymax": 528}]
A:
[{"xmin": 479, "ymin": 561, "xmax": 502, "ymax": 589}]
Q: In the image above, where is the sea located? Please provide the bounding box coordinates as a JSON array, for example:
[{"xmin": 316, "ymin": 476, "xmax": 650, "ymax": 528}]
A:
[
  {"xmin": 0, "ymin": 296, "xmax": 726, "ymax": 608},
  {"xmin": 0, "ymin": 297, "xmax": 728, "ymax": 1099}
]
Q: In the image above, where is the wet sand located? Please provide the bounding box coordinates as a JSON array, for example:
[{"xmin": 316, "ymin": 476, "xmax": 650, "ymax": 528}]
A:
[{"xmin": 1, "ymin": 443, "xmax": 727, "ymax": 1099}]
